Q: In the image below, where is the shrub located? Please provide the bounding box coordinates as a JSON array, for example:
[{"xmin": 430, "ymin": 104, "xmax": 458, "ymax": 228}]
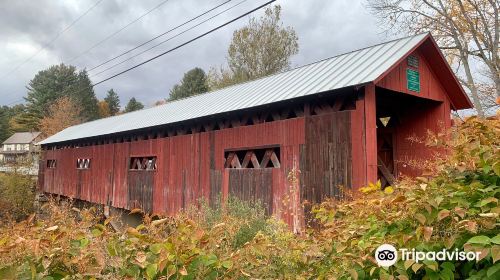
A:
[{"xmin": 0, "ymin": 172, "xmax": 35, "ymax": 221}]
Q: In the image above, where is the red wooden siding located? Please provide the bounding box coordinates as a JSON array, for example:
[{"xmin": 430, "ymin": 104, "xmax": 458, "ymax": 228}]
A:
[
  {"xmin": 375, "ymin": 45, "xmax": 454, "ymax": 179},
  {"xmin": 392, "ymin": 101, "xmax": 451, "ymax": 177},
  {"xmin": 377, "ymin": 49, "xmax": 450, "ymax": 103},
  {"xmin": 40, "ymin": 117, "xmax": 307, "ymax": 230},
  {"xmin": 301, "ymin": 110, "xmax": 352, "ymax": 224},
  {"xmin": 350, "ymin": 85, "xmax": 378, "ymax": 189}
]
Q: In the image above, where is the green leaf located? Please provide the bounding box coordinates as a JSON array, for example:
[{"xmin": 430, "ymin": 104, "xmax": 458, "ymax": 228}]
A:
[
  {"xmin": 487, "ymin": 263, "xmax": 500, "ymax": 278},
  {"xmin": 149, "ymin": 243, "xmax": 163, "ymax": 254},
  {"xmin": 107, "ymin": 242, "xmax": 117, "ymax": 256},
  {"xmin": 80, "ymin": 238, "xmax": 90, "ymax": 248},
  {"xmin": 91, "ymin": 228, "xmax": 102, "ymax": 237},
  {"xmin": 145, "ymin": 264, "xmax": 158, "ymax": 280},
  {"xmin": 479, "ymin": 197, "xmax": 498, "ymax": 207},
  {"xmin": 467, "ymin": 235, "xmax": 491, "ymax": 245},
  {"xmin": 221, "ymin": 260, "xmax": 233, "ymax": 269},
  {"xmin": 492, "ymin": 234, "xmax": 500, "ymax": 245},
  {"xmin": 441, "ymin": 262, "xmax": 455, "ymax": 271}
]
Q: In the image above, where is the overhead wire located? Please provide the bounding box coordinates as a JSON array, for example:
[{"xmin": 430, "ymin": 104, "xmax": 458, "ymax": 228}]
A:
[
  {"xmin": 90, "ymin": 0, "xmax": 247, "ymax": 78},
  {"xmin": 0, "ymin": 0, "xmax": 105, "ymax": 80},
  {"xmin": 87, "ymin": 0, "xmax": 233, "ymax": 72},
  {"xmin": 3, "ymin": 0, "xmax": 274, "ymax": 107},
  {"xmin": 92, "ymin": 0, "xmax": 275, "ymax": 86},
  {"xmin": 3, "ymin": 0, "xmax": 241, "ymax": 105},
  {"xmin": 66, "ymin": 0, "xmax": 172, "ymax": 63}
]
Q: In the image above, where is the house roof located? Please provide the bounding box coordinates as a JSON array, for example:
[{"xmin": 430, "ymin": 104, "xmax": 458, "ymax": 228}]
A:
[
  {"xmin": 3, "ymin": 132, "xmax": 41, "ymax": 144},
  {"xmin": 39, "ymin": 33, "xmax": 471, "ymax": 145}
]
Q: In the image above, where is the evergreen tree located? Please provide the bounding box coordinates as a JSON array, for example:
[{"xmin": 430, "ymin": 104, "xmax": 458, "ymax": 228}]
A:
[
  {"xmin": 0, "ymin": 106, "xmax": 11, "ymax": 142},
  {"xmin": 124, "ymin": 97, "xmax": 144, "ymax": 113},
  {"xmin": 23, "ymin": 64, "xmax": 99, "ymax": 128},
  {"xmin": 104, "ymin": 89, "xmax": 120, "ymax": 115},
  {"xmin": 169, "ymin": 68, "xmax": 209, "ymax": 101}
]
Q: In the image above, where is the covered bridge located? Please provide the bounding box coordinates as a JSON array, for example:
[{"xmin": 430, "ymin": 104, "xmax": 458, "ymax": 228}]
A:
[{"xmin": 38, "ymin": 33, "xmax": 472, "ymax": 231}]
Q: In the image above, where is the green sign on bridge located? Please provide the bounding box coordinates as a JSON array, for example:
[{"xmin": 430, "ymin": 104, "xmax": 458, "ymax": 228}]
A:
[{"xmin": 406, "ymin": 68, "xmax": 420, "ymax": 93}]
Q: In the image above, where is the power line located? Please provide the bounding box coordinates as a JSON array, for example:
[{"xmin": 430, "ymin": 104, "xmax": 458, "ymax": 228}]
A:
[
  {"xmin": 2, "ymin": 0, "xmax": 235, "ymax": 106},
  {"xmin": 90, "ymin": 0, "xmax": 247, "ymax": 78},
  {"xmin": 3, "ymin": 0, "xmax": 274, "ymax": 107},
  {"xmin": 88, "ymin": 0, "xmax": 233, "ymax": 72},
  {"xmin": 0, "ymin": 0, "xmax": 105, "ymax": 80},
  {"xmin": 93, "ymin": 0, "xmax": 275, "ymax": 86},
  {"xmin": 67, "ymin": 0, "xmax": 172, "ymax": 64}
]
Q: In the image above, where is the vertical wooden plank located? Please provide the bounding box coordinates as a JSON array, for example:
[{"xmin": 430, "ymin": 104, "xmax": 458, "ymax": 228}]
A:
[
  {"xmin": 351, "ymin": 91, "xmax": 366, "ymax": 190},
  {"xmin": 365, "ymin": 84, "xmax": 378, "ymax": 184}
]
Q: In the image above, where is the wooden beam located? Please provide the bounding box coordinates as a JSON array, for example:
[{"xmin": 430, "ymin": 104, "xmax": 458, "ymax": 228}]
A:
[
  {"xmin": 271, "ymin": 112, "xmax": 281, "ymax": 121},
  {"xmin": 203, "ymin": 123, "xmax": 214, "ymax": 132},
  {"xmin": 224, "ymin": 152, "xmax": 235, "ymax": 168},
  {"xmin": 241, "ymin": 151, "xmax": 253, "ymax": 168},
  {"xmin": 377, "ymin": 157, "xmax": 395, "ymax": 186},
  {"xmin": 293, "ymin": 107, "xmax": 304, "ymax": 117},
  {"xmin": 332, "ymin": 96, "xmax": 345, "ymax": 111},
  {"xmin": 270, "ymin": 151, "xmax": 280, "ymax": 168},
  {"xmin": 230, "ymin": 118, "xmax": 241, "ymax": 128},
  {"xmin": 250, "ymin": 153, "xmax": 260, "ymax": 168},
  {"xmin": 280, "ymin": 108, "xmax": 291, "ymax": 119},
  {"xmin": 231, "ymin": 154, "xmax": 241, "ymax": 168},
  {"xmin": 260, "ymin": 149, "xmax": 273, "ymax": 168}
]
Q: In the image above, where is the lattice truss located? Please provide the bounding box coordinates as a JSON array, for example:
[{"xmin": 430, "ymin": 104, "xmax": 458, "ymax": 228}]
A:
[
  {"xmin": 129, "ymin": 157, "xmax": 157, "ymax": 170},
  {"xmin": 224, "ymin": 148, "xmax": 280, "ymax": 169},
  {"xmin": 46, "ymin": 159, "xmax": 57, "ymax": 168},
  {"xmin": 76, "ymin": 158, "xmax": 91, "ymax": 169}
]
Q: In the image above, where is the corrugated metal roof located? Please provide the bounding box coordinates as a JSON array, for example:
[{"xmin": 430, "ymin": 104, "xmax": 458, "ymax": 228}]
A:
[
  {"xmin": 3, "ymin": 132, "xmax": 41, "ymax": 144},
  {"xmin": 40, "ymin": 33, "xmax": 429, "ymax": 145}
]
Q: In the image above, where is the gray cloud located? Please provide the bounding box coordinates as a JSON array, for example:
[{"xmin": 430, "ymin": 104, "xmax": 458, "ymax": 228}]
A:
[{"xmin": 0, "ymin": 0, "xmax": 390, "ymax": 107}]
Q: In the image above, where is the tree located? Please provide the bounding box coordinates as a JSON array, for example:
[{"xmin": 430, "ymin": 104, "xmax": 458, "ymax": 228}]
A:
[
  {"xmin": 169, "ymin": 68, "xmax": 209, "ymax": 101},
  {"xmin": 0, "ymin": 106, "xmax": 11, "ymax": 143},
  {"xmin": 208, "ymin": 5, "xmax": 299, "ymax": 90},
  {"xmin": 124, "ymin": 97, "xmax": 144, "ymax": 113},
  {"xmin": 367, "ymin": 0, "xmax": 499, "ymax": 117},
  {"xmin": 5, "ymin": 104, "xmax": 33, "ymax": 133},
  {"xmin": 39, "ymin": 96, "xmax": 83, "ymax": 137},
  {"xmin": 104, "ymin": 89, "xmax": 120, "ymax": 115},
  {"xmin": 98, "ymin": 101, "xmax": 111, "ymax": 118},
  {"xmin": 22, "ymin": 64, "xmax": 99, "ymax": 128}
]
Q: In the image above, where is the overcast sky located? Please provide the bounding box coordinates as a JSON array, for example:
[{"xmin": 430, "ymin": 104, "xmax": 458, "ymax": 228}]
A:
[{"xmin": 0, "ymin": 0, "xmax": 391, "ymax": 107}]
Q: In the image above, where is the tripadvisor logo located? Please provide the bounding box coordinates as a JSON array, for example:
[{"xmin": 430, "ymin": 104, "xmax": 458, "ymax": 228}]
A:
[
  {"xmin": 375, "ymin": 244, "xmax": 482, "ymax": 267},
  {"xmin": 375, "ymin": 244, "xmax": 398, "ymax": 267}
]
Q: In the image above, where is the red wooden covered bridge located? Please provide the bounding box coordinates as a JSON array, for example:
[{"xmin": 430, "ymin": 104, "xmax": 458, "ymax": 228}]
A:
[{"xmin": 38, "ymin": 33, "xmax": 472, "ymax": 231}]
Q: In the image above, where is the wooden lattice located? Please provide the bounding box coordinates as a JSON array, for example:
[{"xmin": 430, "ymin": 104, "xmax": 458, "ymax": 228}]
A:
[
  {"xmin": 76, "ymin": 158, "xmax": 91, "ymax": 169},
  {"xmin": 46, "ymin": 159, "xmax": 57, "ymax": 169},
  {"xmin": 129, "ymin": 157, "xmax": 157, "ymax": 171},
  {"xmin": 224, "ymin": 148, "xmax": 280, "ymax": 169}
]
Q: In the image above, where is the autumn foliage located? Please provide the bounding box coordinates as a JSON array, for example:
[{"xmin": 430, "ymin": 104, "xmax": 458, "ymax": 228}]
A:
[{"xmin": 39, "ymin": 96, "xmax": 83, "ymax": 138}]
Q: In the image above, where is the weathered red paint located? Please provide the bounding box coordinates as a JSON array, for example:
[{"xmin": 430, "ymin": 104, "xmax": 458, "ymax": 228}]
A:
[
  {"xmin": 41, "ymin": 117, "xmax": 308, "ymax": 230},
  {"xmin": 374, "ymin": 44, "xmax": 456, "ymax": 179},
  {"xmin": 39, "ymin": 36, "xmax": 473, "ymax": 230}
]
